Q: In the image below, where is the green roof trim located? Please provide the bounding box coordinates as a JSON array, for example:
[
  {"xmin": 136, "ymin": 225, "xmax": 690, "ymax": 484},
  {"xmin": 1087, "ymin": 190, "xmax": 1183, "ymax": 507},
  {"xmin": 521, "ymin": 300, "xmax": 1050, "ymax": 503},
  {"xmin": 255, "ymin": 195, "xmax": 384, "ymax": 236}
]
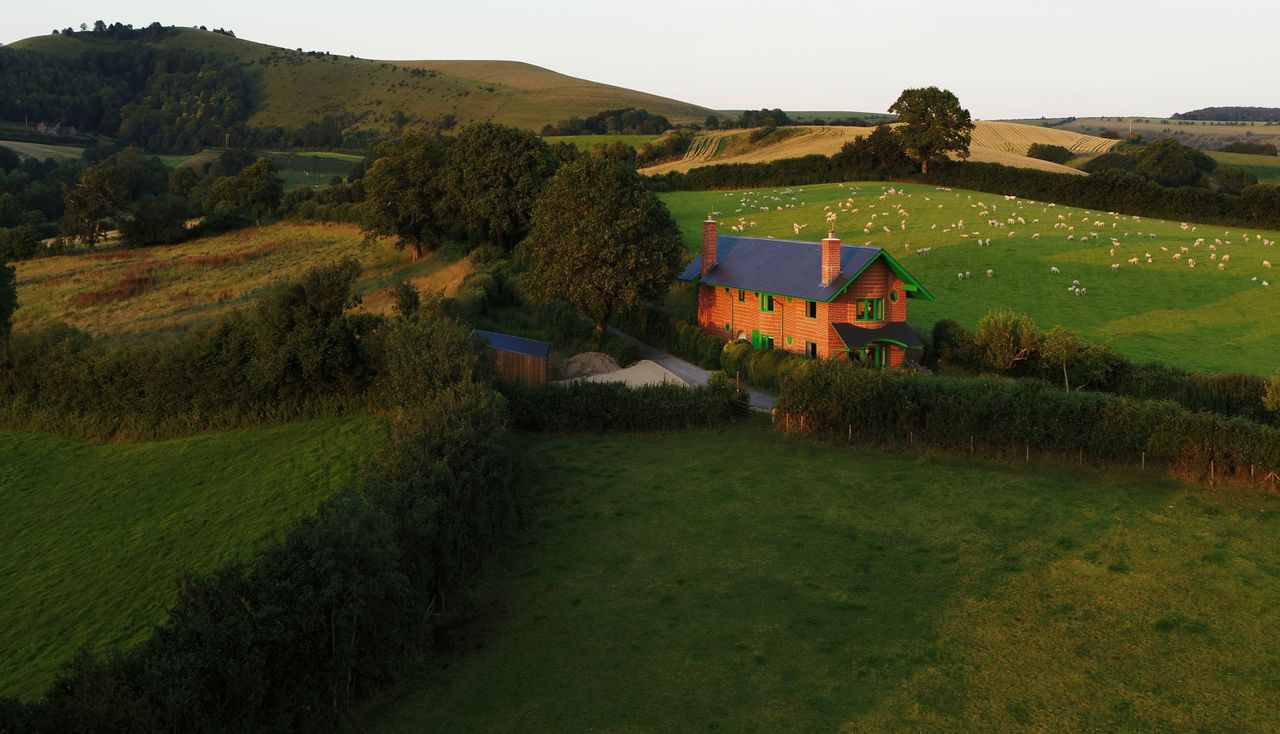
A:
[{"xmin": 823, "ymin": 249, "xmax": 935, "ymax": 303}]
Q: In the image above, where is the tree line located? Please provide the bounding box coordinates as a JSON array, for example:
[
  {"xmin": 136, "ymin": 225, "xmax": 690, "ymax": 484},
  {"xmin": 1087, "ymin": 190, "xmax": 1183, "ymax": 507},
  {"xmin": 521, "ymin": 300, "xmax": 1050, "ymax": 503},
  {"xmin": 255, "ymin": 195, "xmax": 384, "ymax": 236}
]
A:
[{"xmin": 540, "ymin": 107, "xmax": 673, "ymax": 136}]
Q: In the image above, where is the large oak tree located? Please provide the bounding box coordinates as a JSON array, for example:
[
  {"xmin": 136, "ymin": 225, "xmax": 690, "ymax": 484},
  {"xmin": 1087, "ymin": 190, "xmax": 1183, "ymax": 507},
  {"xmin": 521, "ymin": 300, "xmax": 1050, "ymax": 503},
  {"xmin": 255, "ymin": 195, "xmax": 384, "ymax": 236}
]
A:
[
  {"xmin": 519, "ymin": 157, "xmax": 683, "ymax": 337},
  {"xmin": 439, "ymin": 123, "xmax": 557, "ymax": 250},
  {"xmin": 359, "ymin": 131, "xmax": 453, "ymax": 259},
  {"xmin": 888, "ymin": 87, "xmax": 975, "ymax": 174}
]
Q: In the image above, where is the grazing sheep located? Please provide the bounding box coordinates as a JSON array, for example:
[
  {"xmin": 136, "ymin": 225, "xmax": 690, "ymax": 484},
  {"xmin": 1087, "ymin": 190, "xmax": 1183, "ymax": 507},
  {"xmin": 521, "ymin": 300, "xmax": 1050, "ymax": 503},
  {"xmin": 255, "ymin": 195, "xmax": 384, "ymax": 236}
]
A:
[
  {"xmin": 1188, "ymin": 259, "xmax": 1197, "ymax": 268},
  {"xmin": 964, "ymin": 271, "xmax": 972, "ymax": 279},
  {"xmin": 986, "ymin": 269, "xmax": 993, "ymax": 278},
  {"xmin": 1172, "ymin": 253, "xmax": 1182, "ymax": 260},
  {"xmin": 1221, "ymin": 254, "xmax": 1230, "ymax": 263},
  {"xmin": 1128, "ymin": 257, "xmax": 1139, "ymax": 265},
  {"xmin": 1264, "ymin": 260, "xmax": 1272, "ymax": 268},
  {"xmin": 957, "ymin": 272, "xmax": 964, "ymax": 280},
  {"xmin": 1050, "ymin": 266, "xmax": 1060, "ymax": 274},
  {"xmin": 1218, "ymin": 262, "xmax": 1226, "ymax": 271},
  {"xmin": 1111, "ymin": 263, "xmax": 1120, "ymax": 272}
]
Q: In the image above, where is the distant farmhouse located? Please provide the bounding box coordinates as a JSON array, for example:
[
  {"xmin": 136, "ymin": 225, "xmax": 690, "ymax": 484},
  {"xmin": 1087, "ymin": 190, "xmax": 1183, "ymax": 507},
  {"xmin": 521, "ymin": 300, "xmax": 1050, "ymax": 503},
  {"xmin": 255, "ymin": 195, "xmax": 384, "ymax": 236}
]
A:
[
  {"xmin": 36, "ymin": 122, "xmax": 77, "ymax": 137},
  {"xmin": 679, "ymin": 219, "xmax": 933, "ymax": 368}
]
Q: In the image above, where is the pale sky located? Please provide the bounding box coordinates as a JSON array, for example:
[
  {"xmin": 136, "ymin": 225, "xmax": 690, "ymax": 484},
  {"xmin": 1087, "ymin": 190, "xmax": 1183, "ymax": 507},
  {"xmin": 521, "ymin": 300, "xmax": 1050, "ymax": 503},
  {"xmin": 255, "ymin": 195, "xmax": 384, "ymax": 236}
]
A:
[{"xmin": 4, "ymin": 0, "xmax": 1277, "ymax": 119}]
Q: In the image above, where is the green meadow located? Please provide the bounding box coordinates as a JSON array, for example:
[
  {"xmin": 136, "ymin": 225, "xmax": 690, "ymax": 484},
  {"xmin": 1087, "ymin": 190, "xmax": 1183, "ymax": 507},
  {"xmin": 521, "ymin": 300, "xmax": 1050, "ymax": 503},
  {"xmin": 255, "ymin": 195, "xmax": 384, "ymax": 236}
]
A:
[
  {"xmin": 661, "ymin": 182, "xmax": 1280, "ymax": 374},
  {"xmin": 361, "ymin": 419, "xmax": 1280, "ymax": 732},
  {"xmin": 0, "ymin": 417, "xmax": 383, "ymax": 699},
  {"xmin": 1209, "ymin": 150, "xmax": 1280, "ymax": 184},
  {"xmin": 160, "ymin": 149, "xmax": 363, "ymax": 192}
]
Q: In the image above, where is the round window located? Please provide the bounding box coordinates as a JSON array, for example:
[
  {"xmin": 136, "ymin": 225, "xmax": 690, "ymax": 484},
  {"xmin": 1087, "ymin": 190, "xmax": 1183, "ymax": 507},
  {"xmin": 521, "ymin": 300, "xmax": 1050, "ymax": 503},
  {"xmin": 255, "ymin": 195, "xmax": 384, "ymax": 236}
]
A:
[{"xmin": 888, "ymin": 289, "xmax": 899, "ymax": 303}]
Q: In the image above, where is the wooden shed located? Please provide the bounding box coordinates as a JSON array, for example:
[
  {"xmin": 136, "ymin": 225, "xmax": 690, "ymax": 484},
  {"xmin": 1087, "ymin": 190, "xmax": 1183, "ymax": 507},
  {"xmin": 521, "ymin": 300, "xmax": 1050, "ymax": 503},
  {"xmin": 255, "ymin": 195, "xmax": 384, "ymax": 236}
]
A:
[{"xmin": 473, "ymin": 329, "xmax": 551, "ymax": 386}]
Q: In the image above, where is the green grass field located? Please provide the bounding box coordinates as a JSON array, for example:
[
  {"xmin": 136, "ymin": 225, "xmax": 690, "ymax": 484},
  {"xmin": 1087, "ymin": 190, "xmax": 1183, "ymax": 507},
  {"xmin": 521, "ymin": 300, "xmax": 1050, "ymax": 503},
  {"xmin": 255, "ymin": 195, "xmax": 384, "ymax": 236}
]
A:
[
  {"xmin": 0, "ymin": 417, "xmax": 384, "ymax": 699},
  {"xmin": 0, "ymin": 138, "xmax": 85, "ymax": 162},
  {"xmin": 1210, "ymin": 150, "xmax": 1280, "ymax": 183},
  {"xmin": 159, "ymin": 149, "xmax": 363, "ymax": 192},
  {"xmin": 542, "ymin": 134, "xmax": 660, "ymax": 151},
  {"xmin": 661, "ymin": 182, "xmax": 1280, "ymax": 374},
  {"xmin": 359, "ymin": 419, "xmax": 1280, "ymax": 732}
]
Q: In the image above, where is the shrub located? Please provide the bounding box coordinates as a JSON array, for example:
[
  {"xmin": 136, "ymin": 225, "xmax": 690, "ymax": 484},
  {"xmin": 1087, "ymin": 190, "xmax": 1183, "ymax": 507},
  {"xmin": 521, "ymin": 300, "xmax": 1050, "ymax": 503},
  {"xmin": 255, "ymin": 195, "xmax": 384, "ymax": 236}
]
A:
[
  {"xmin": 1263, "ymin": 371, "xmax": 1280, "ymax": 417},
  {"xmin": 1026, "ymin": 143, "xmax": 1074, "ymax": 165},
  {"xmin": 975, "ymin": 310, "xmax": 1039, "ymax": 372}
]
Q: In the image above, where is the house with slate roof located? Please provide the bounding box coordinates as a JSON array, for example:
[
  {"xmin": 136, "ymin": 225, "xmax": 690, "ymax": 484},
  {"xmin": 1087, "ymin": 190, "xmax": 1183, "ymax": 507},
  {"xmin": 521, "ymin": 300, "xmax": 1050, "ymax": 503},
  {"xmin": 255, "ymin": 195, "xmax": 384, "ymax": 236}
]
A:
[{"xmin": 677, "ymin": 218, "xmax": 934, "ymax": 368}]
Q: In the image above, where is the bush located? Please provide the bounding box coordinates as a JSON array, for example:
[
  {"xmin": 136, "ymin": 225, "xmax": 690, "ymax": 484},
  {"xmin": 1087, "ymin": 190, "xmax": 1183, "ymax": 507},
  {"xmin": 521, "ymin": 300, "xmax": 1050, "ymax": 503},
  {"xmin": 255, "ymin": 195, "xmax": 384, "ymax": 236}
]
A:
[
  {"xmin": 1026, "ymin": 143, "xmax": 1074, "ymax": 165},
  {"xmin": 602, "ymin": 335, "xmax": 640, "ymax": 367},
  {"xmin": 975, "ymin": 310, "xmax": 1039, "ymax": 372}
]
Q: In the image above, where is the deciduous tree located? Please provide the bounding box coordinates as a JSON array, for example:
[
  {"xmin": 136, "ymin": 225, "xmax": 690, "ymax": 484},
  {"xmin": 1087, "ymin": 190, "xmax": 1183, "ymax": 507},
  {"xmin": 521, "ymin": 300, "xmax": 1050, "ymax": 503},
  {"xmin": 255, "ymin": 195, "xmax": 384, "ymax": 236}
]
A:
[
  {"xmin": 439, "ymin": 123, "xmax": 557, "ymax": 249},
  {"xmin": 360, "ymin": 131, "xmax": 452, "ymax": 259},
  {"xmin": 888, "ymin": 87, "xmax": 975, "ymax": 174},
  {"xmin": 975, "ymin": 310, "xmax": 1039, "ymax": 372},
  {"xmin": 519, "ymin": 157, "xmax": 683, "ymax": 337}
]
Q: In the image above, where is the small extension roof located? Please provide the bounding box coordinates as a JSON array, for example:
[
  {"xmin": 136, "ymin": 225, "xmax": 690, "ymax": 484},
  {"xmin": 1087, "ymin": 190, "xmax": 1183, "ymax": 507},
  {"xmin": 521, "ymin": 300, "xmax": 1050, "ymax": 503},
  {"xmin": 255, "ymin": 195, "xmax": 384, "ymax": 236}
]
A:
[
  {"xmin": 677, "ymin": 236, "xmax": 934, "ymax": 303},
  {"xmin": 832, "ymin": 322, "xmax": 925, "ymax": 351},
  {"xmin": 472, "ymin": 329, "xmax": 551, "ymax": 359}
]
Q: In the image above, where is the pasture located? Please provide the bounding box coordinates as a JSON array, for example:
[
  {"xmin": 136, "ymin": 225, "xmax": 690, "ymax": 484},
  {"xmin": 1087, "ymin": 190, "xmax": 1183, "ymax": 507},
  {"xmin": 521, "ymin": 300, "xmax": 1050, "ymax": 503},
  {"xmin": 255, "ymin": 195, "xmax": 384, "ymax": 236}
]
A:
[
  {"xmin": 11, "ymin": 223, "xmax": 471, "ymax": 338},
  {"xmin": 661, "ymin": 182, "xmax": 1280, "ymax": 374},
  {"xmin": 0, "ymin": 138, "xmax": 85, "ymax": 162},
  {"xmin": 0, "ymin": 417, "xmax": 383, "ymax": 699},
  {"xmin": 360, "ymin": 419, "xmax": 1280, "ymax": 732},
  {"xmin": 1210, "ymin": 150, "xmax": 1280, "ymax": 184},
  {"xmin": 1061, "ymin": 117, "xmax": 1280, "ymax": 150},
  {"xmin": 160, "ymin": 149, "xmax": 363, "ymax": 192}
]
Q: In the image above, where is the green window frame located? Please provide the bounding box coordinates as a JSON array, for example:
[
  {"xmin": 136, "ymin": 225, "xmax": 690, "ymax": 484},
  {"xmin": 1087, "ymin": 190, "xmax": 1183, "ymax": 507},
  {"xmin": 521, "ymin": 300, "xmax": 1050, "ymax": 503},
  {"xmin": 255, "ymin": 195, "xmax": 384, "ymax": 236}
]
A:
[
  {"xmin": 759, "ymin": 293, "xmax": 775, "ymax": 312},
  {"xmin": 888, "ymin": 289, "xmax": 900, "ymax": 304},
  {"xmin": 805, "ymin": 300, "xmax": 817, "ymax": 318},
  {"xmin": 855, "ymin": 297, "xmax": 884, "ymax": 322},
  {"xmin": 762, "ymin": 335, "xmax": 775, "ymax": 350}
]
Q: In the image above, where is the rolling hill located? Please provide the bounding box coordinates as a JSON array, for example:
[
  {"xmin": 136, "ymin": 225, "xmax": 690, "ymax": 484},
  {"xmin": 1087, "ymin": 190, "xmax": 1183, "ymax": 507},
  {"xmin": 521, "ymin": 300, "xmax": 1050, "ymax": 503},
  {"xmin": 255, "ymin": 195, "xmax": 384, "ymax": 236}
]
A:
[
  {"xmin": 641, "ymin": 122, "xmax": 1118, "ymax": 175},
  {"xmin": 6, "ymin": 28, "xmax": 713, "ymax": 133}
]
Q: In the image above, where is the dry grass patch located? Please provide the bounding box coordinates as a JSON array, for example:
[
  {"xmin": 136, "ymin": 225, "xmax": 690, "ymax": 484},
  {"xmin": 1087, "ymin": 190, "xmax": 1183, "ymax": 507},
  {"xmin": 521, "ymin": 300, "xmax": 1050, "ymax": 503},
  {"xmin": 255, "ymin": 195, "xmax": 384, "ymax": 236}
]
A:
[{"xmin": 13, "ymin": 223, "xmax": 470, "ymax": 338}]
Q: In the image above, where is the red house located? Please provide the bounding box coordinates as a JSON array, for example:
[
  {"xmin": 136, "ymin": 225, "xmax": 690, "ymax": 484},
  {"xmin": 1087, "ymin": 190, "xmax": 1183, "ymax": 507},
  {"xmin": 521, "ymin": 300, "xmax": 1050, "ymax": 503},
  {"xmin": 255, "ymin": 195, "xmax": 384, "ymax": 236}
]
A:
[{"xmin": 677, "ymin": 219, "xmax": 934, "ymax": 367}]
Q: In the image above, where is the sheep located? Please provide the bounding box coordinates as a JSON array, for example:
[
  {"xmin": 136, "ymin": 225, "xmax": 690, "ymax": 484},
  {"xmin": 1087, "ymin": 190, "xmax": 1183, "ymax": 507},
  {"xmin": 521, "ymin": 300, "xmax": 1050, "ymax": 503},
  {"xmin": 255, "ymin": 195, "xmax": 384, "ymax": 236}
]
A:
[
  {"xmin": 1188, "ymin": 259, "xmax": 1197, "ymax": 268},
  {"xmin": 964, "ymin": 271, "xmax": 972, "ymax": 279},
  {"xmin": 1050, "ymin": 266, "xmax": 1060, "ymax": 274},
  {"xmin": 957, "ymin": 272, "xmax": 964, "ymax": 280},
  {"xmin": 1128, "ymin": 257, "xmax": 1140, "ymax": 265},
  {"xmin": 1111, "ymin": 263, "xmax": 1120, "ymax": 272},
  {"xmin": 1221, "ymin": 254, "xmax": 1230, "ymax": 263},
  {"xmin": 1031, "ymin": 233, "xmax": 1040, "ymax": 239},
  {"xmin": 986, "ymin": 269, "xmax": 993, "ymax": 278},
  {"xmin": 1172, "ymin": 253, "xmax": 1182, "ymax": 260},
  {"xmin": 1218, "ymin": 262, "xmax": 1226, "ymax": 271},
  {"xmin": 1265, "ymin": 260, "xmax": 1273, "ymax": 268},
  {"xmin": 1262, "ymin": 280, "xmax": 1270, "ymax": 287}
]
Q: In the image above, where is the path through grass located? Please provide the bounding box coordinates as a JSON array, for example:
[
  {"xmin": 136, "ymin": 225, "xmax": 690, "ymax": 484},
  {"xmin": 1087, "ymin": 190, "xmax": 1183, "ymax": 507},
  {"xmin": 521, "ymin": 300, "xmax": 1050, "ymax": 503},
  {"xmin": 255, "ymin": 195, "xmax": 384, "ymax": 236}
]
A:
[{"xmin": 0, "ymin": 416, "xmax": 384, "ymax": 699}]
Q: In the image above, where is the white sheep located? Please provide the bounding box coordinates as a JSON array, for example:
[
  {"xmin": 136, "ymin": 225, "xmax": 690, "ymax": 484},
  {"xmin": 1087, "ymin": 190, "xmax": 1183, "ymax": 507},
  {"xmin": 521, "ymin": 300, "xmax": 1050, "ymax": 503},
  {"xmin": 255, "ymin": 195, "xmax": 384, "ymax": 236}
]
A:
[
  {"xmin": 986, "ymin": 269, "xmax": 993, "ymax": 278},
  {"xmin": 1111, "ymin": 263, "xmax": 1120, "ymax": 272},
  {"xmin": 1050, "ymin": 266, "xmax": 1060, "ymax": 274},
  {"xmin": 957, "ymin": 272, "xmax": 964, "ymax": 280},
  {"xmin": 1218, "ymin": 262, "xmax": 1226, "ymax": 271},
  {"xmin": 1264, "ymin": 260, "xmax": 1272, "ymax": 268}
]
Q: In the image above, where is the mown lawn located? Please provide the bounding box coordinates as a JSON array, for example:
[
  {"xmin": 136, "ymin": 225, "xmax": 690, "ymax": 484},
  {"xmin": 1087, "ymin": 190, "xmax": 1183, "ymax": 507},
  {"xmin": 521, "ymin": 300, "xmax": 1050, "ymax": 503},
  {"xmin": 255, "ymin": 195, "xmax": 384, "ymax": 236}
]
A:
[
  {"xmin": 0, "ymin": 416, "xmax": 384, "ymax": 700},
  {"xmin": 360, "ymin": 419, "xmax": 1280, "ymax": 733},
  {"xmin": 661, "ymin": 182, "xmax": 1280, "ymax": 374}
]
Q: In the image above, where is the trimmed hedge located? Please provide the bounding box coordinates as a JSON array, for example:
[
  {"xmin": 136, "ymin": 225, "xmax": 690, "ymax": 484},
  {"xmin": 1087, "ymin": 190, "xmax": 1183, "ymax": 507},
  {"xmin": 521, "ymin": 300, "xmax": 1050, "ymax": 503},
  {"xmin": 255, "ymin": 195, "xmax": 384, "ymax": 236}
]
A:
[
  {"xmin": 504, "ymin": 375, "xmax": 739, "ymax": 432},
  {"xmin": 778, "ymin": 360, "xmax": 1280, "ymax": 486}
]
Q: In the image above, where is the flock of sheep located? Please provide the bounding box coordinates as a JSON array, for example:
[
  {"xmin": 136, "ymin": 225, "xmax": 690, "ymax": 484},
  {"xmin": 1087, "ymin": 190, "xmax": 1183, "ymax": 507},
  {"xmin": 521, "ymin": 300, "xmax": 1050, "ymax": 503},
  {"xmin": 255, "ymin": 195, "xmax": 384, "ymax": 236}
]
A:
[{"xmin": 719, "ymin": 185, "xmax": 1277, "ymax": 292}]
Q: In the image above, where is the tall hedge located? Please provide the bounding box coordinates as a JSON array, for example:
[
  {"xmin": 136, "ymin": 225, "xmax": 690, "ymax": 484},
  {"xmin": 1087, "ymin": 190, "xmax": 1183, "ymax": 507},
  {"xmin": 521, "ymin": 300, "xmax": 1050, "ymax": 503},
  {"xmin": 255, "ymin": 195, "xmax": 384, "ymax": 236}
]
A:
[{"xmin": 778, "ymin": 361, "xmax": 1280, "ymax": 486}]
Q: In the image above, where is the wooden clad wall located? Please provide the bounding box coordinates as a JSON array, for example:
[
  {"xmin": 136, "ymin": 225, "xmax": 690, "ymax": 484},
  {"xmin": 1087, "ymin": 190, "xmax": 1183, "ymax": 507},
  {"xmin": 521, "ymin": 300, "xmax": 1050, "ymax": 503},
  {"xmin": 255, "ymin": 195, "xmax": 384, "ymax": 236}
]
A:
[{"xmin": 487, "ymin": 348, "xmax": 547, "ymax": 386}]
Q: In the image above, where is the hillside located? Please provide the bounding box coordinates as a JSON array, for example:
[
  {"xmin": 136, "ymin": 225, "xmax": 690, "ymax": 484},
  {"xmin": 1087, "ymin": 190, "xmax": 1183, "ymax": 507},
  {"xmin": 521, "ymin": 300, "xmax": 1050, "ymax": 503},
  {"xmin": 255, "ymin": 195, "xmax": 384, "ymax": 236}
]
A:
[
  {"xmin": 7, "ymin": 28, "xmax": 713, "ymax": 133},
  {"xmin": 641, "ymin": 121, "xmax": 1116, "ymax": 175},
  {"xmin": 1060, "ymin": 117, "xmax": 1280, "ymax": 150}
]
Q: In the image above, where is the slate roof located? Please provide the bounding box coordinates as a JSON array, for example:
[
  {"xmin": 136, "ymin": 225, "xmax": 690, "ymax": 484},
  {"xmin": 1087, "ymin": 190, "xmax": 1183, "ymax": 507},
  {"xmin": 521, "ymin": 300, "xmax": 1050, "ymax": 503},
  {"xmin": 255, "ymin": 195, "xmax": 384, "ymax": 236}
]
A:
[
  {"xmin": 677, "ymin": 236, "xmax": 932, "ymax": 302},
  {"xmin": 472, "ymin": 329, "xmax": 551, "ymax": 359},
  {"xmin": 831, "ymin": 322, "xmax": 925, "ymax": 350}
]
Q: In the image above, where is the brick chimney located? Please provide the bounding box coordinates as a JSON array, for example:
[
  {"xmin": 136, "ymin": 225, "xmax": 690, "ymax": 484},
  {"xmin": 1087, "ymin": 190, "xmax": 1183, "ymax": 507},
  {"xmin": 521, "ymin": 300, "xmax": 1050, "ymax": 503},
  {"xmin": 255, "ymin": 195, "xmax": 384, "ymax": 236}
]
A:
[
  {"xmin": 701, "ymin": 217, "xmax": 718, "ymax": 276},
  {"xmin": 821, "ymin": 230, "xmax": 841, "ymax": 286}
]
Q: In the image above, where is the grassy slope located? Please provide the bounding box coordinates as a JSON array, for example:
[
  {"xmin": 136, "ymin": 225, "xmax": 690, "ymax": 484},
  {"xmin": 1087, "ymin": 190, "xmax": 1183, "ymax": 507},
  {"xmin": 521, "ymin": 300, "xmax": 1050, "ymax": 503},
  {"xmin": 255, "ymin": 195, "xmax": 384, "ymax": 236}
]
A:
[
  {"xmin": 0, "ymin": 417, "xmax": 384, "ymax": 699},
  {"xmin": 661, "ymin": 181, "xmax": 1280, "ymax": 374},
  {"xmin": 641, "ymin": 122, "xmax": 1114, "ymax": 176},
  {"xmin": 12, "ymin": 222, "xmax": 471, "ymax": 338},
  {"xmin": 1209, "ymin": 150, "xmax": 1280, "ymax": 183},
  {"xmin": 0, "ymin": 139, "xmax": 84, "ymax": 161},
  {"xmin": 1062, "ymin": 117, "xmax": 1280, "ymax": 147},
  {"xmin": 360, "ymin": 420, "xmax": 1280, "ymax": 732},
  {"xmin": 542, "ymin": 134, "xmax": 660, "ymax": 151},
  {"xmin": 8, "ymin": 30, "xmax": 712, "ymax": 132}
]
